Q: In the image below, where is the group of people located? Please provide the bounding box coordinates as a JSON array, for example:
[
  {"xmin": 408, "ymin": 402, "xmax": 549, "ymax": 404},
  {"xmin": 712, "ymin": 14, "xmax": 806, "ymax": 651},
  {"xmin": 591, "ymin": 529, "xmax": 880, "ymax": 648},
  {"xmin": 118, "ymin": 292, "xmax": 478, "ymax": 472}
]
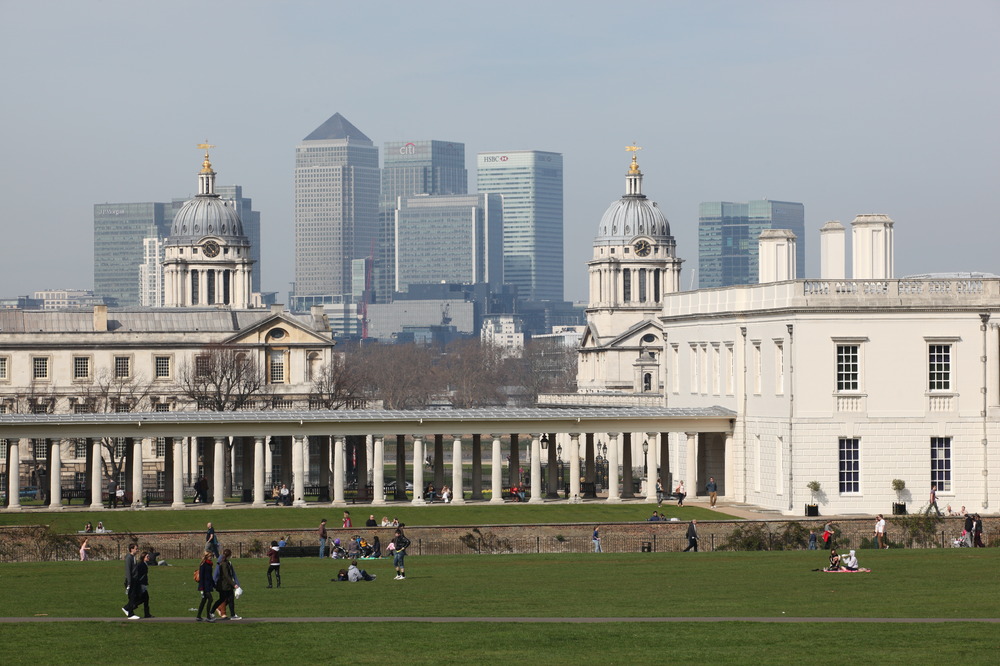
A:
[
  {"xmin": 107, "ymin": 480, "xmax": 127, "ymax": 509},
  {"xmin": 652, "ymin": 477, "xmax": 719, "ymax": 509},
  {"xmin": 196, "ymin": 548, "xmax": 242, "ymax": 621},
  {"xmin": 271, "ymin": 483, "xmax": 291, "ymax": 506},
  {"xmin": 423, "ymin": 484, "xmax": 453, "ymax": 502},
  {"xmin": 959, "ymin": 511, "xmax": 986, "ymax": 547},
  {"xmin": 826, "ymin": 548, "xmax": 863, "ymax": 572},
  {"xmin": 82, "ymin": 521, "xmax": 106, "ymax": 533}
]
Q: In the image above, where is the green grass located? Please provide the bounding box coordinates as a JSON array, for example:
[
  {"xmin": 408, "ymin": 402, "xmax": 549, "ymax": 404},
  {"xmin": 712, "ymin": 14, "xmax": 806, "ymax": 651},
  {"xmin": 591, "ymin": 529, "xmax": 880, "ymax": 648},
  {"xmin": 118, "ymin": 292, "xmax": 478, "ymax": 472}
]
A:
[
  {"xmin": 0, "ymin": 502, "xmax": 728, "ymax": 533},
  {"xmin": 1, "ymin": 550, "xmax": 998, "ymax": 664}
]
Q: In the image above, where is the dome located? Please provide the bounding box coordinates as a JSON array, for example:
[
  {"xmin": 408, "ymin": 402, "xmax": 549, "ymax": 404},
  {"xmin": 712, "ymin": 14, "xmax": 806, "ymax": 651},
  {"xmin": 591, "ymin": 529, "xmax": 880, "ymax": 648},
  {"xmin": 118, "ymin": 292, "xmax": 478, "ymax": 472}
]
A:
[
  {"xmin": 169, "ymin": 196, "xmax": 244, "ymax": 241},
  {"xmin": 166, "ymin": 147, "xmax": 247, "ymax": 244},
  {"xmin": 594, "ymin": 152, "xmax": 672, "ymax": 244}
]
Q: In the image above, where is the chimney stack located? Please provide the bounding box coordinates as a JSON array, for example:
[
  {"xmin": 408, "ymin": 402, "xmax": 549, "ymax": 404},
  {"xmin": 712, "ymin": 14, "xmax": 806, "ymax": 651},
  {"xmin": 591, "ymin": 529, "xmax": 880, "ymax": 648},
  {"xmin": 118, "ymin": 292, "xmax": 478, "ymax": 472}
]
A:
[
  {"xmin": 820, "ymin": 220, "xmax": 846, "ymax": 280},
  {"xmin": 758, "ymin": 229, "xmax": 797, "ymax": 283},
  {"xmin": 92, "ymin": 305, "xmax": 108, "ymax": 332},
  {"xmin": 851, "ymin": 214, "xmax": 894, "ymax": 280}
]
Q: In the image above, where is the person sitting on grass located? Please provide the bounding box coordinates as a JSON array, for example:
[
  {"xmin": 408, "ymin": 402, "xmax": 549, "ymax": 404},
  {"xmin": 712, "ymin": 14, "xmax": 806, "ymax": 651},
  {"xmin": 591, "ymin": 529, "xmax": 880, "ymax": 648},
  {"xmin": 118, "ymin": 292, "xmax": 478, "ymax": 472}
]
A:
[
  {"xmin": 841, "ymin": 549, "xmax": 859, "ymax": 571},
  {"xmin": 826, "ymin": 549, "xmax": 843, "ymax": 571},
  {"xmin": 347, "ymin": 559, "xmax": 376, "ymax": 581}
]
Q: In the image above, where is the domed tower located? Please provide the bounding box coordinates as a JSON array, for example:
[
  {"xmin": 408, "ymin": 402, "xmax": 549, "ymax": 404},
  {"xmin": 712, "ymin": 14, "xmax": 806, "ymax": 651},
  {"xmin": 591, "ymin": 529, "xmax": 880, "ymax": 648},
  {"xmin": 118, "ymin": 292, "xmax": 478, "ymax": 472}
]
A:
[
  {"xmin": 578, "ymin": 147, "xmax": 683, "ymax": 394},
  {"xmin": 163, "ymin": 145, "xmax": 255, "ymax": 308},
  {"xmin": 588, "ymin": 147, "xmax": 682, "ymax": 311}
]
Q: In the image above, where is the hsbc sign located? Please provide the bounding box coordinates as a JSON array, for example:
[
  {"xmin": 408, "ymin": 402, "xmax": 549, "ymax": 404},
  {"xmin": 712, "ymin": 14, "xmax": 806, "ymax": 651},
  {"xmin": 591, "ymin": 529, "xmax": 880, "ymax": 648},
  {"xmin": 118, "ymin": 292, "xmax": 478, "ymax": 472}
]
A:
[{"xmin": 481, "ymin": 155, "xmax": 509, "ymax": 163}]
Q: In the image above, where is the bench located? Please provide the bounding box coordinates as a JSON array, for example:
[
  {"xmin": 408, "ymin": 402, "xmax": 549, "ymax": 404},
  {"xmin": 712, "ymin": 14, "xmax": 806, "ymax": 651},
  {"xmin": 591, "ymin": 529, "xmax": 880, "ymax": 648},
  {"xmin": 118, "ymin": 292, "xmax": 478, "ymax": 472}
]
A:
[{"xmin": 62, "ymin": 488, "xmax": 88, "ymax": 505}]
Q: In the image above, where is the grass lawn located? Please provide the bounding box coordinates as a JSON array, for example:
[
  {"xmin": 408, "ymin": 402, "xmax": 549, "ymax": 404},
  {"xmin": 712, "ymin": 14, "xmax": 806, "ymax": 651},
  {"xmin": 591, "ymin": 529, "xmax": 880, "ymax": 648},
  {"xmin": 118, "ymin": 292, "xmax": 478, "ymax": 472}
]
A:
[
  {"xmin": 0, "ymin": 502, "xmax": 730, "ymax": 533},
  {"xmin": 0, "ymin": 549, "xmax": 997, "ymax": 664}
]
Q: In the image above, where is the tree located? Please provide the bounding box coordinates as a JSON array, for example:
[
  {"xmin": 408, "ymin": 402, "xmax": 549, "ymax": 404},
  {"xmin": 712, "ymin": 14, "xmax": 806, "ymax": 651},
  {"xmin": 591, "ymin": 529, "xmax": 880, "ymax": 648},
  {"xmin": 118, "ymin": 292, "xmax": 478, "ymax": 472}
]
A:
[
  {"xmin": 353, "ymin": 343, "xmax": 443, "ymax": 409},
  {"xmin": 310, "ymin": 352, "xmax": 365, "ymax": 410},
  {"xmin": 178, "ymin": 344, "xmax": 271, "ymax": 496},
  {"xmin": 508, "ymin": 339, "xmax": 578, "ymax": 404},
  {"xmin": 442, "ymin": 339, "xmax": 508, "ymax": 408}
]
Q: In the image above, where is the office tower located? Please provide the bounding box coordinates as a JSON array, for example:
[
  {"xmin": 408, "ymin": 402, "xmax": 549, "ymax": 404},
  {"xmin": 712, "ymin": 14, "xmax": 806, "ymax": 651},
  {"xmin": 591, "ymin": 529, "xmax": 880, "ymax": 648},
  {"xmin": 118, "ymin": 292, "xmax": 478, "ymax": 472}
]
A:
[
  {"xmin": 93, "ymin": 203, "xmax": 172, "ymax": 307},
  {"xmin": 698, "ymin": 200, "xmax": 805, "ymax": 288},
  {"xmin": 215, "ymin": 185, "xmax": 262, "ymax": 292},
  {"xmin": 477, "ymin": 150, "xmax": 563, "ymax": 301},
  {"xmin": 293, "ymin": 113, "xmax": 379, "ymax": 307},
  {"xmin": 138, "ymin": 236, "xmax": 165, "ymax": 307},
  {"xmin": 376, "ymin": 140, "xmax": 467, "ymax": 302},
  {"xmin": 394, "ymin": 193, "xmax": 503, "ymax": 293}
]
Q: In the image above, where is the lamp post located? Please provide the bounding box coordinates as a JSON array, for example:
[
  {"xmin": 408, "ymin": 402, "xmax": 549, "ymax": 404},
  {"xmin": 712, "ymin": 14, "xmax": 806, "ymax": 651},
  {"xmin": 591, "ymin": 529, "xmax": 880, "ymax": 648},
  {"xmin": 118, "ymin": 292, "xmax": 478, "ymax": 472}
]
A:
[{"xmin": 641, "ymin": 439, "xmax": 649, "ymax": 498}]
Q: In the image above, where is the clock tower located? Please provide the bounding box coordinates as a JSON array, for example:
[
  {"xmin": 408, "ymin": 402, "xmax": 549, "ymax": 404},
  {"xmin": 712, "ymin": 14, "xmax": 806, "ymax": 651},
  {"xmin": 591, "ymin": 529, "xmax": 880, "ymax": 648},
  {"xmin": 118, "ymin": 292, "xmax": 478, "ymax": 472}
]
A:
[
  {"xmin": 163, "ymin": 145, "xmax": 256, "ymax": 308},
  {"xmin": 578, "ymin": 148, "xmax": 683, "ymax": 393}
]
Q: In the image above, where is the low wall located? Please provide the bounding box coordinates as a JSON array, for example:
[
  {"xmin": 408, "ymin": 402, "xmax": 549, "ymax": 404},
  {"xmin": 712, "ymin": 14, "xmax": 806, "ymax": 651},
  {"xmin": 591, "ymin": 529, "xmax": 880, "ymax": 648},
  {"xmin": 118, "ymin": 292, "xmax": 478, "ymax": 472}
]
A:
[{"xmin": 0, "ymin": 516, "xmax": 993, "ymax": 562}]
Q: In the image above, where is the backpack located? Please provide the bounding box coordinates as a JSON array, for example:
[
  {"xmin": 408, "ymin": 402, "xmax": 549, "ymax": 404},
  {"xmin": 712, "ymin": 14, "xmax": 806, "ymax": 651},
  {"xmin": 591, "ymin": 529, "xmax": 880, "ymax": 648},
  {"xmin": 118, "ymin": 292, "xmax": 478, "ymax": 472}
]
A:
[{"xmin": 193, "ymin": 568, "xmax": 200, "ymax": 583}]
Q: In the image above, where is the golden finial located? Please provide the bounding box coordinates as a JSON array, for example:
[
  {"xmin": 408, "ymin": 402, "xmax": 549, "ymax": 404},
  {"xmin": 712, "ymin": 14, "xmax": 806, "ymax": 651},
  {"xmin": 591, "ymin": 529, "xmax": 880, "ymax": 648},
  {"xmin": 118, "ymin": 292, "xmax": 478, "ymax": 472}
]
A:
[
  {"xmin": 626, "ymin": 143, "xmax": 642, "ymax": 173},
  {"xmin": 197, "ymin": 140, "xmax": 216, "ymax": 174}
]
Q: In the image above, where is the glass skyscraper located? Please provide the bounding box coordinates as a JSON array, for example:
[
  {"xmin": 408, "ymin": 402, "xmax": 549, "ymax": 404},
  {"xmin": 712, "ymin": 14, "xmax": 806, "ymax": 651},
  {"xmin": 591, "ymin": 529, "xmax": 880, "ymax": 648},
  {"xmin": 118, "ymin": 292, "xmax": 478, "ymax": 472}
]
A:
[
  {"xmin": 93, "ymin": 202, "xmax": 172, "ymax": 307},
  {"xmin": 394, "ymin": 193, "xmax": 503, "ymax": 293},
  {"xmin": 377, "ymin": 140, "xmax": 467, "ymax": 302},
  {"xmin": 476, "ymin": 150, "xmax": 563, "ymax": 301},
  {"xmin": 698, "ymin": 200, "xmax": 805, "ymax": 288},
  {"xmin": 294, "ymin": 113, "xmax": 379, "ymax": 304}
]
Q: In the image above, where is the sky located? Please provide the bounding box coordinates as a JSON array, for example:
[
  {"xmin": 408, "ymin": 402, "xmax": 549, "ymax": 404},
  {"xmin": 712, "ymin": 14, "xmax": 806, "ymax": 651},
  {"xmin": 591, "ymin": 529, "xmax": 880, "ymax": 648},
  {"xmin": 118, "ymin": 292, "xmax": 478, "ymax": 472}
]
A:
[{"xmin": 1, "ymin": 0, "xmax": 997, "ymax": 303}]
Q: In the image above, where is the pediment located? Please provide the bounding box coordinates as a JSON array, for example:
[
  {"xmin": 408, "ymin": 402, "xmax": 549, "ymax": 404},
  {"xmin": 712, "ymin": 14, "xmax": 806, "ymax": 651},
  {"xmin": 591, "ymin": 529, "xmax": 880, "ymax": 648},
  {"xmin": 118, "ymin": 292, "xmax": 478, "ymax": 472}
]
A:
[{"xmin": 225, "ymin": 313, "xmax": 333, "ymax": 347}]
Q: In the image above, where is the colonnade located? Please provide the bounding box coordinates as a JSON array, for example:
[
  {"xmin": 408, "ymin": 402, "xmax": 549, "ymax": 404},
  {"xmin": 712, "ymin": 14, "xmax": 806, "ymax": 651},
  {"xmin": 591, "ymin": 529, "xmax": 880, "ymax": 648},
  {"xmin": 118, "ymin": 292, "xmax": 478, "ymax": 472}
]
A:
[{"xmin": 2, "ymin": 429, "xmax": 733, "ymax": 510}]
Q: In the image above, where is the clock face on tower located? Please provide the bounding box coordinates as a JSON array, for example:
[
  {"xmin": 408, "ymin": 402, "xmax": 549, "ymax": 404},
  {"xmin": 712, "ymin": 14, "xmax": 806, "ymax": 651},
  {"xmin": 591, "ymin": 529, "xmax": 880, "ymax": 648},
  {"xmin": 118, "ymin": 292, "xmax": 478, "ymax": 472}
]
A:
[
  {"xmin": 203, "ymin": 240, "xmax": 221, "ymax": 258},
  {"xmin": 633, "ymin": 239, "xmax": 652, "ymax": 257}
]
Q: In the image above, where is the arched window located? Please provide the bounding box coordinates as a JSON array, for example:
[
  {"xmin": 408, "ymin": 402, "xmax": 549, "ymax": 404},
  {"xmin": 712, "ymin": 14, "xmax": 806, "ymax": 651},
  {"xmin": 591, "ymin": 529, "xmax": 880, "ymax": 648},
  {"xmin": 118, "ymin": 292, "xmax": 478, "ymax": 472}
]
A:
[
  {"xmin": 644, "ymin": 373, "xmax": 652, "ymax": 392},
  {"xmin": 622, "ymin": 268, "xmax": 631, "ymax": 303}
]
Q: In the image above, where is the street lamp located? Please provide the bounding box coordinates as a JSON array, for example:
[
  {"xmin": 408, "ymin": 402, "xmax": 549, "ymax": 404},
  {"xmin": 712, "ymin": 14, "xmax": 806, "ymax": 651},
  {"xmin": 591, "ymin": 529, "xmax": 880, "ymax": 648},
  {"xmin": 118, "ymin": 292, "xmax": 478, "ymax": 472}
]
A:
[
  {"xmin": 556, "ymin": 443, "xmax": 563, "ymax": 462},
  {"xmin": 602, "ymin": 443, "xmax": 608, "ymax": 458},
  {"xmin": 268, "ymin": 439, "xmax": 277, "ymax": 454},
  {"xmin": 540, "ymin": 434, "xmax": 549, "ymax": 450},
  {"xmin": 642, "ymin": 439, "xmax": 649, "ymax": 477}
]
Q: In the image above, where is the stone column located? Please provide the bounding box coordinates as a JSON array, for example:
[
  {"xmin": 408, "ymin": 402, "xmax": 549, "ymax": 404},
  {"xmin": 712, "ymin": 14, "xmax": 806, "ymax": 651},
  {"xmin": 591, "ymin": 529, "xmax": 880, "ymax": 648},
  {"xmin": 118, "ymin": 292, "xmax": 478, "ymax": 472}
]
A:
[
  {"xmin": 685, "ymin": 432, "xmax": 699, "ymax": 497},
  {"xmin": 48, "ymin": 439, "xmax": 63, "ymax": 510},
  {"xmin": 645, "ymin": 433, "xmax": 658, "ymax": 503},
  {"xmin": 724, "ymin": 431, "xmax": 735, "ymax": 503},
  {"xmin": 659, "ymin": 432, "xmax": 671, "ymax": 492},
  {"xmin": 490, "ymin": 434, "xmax": 504, "ymax": 504},
  {"xmin": 89, "ymin": 438, "xmax": 102, "ymax": 510},
  {"xmin": 569, "ymin": 433, "xmax": 581, "ymax": 503},
  {"xmin": 412, "ymin": 436, "xmax": 426, "ymax": 504},
  {"xmin": 171, "ymin": 437, "xmax": 185, "ymax": 508},
  {"xmin": 451, "ymin": 435, "xmax": 465, "ymax": 505},
  {"xmin": 253, "ymin": 436, "xmax": 266, "ymax": 507},
  {"xmin": 212, "ymin": 436, "xmax": 226, "ymax": 507},
  {"xmin": 529, "ymin": 434, "xmax": 543, "ymax": 503},
  {"xmin": 606, "ymin": 432, "xmax": 621, "ymax": 503},
  {"xmin": 7, "ymin": 439, "xmax": 21, "ymax": 511},
  {"xmin": 292, "ymin": 435, "xmax": 307, "ymax": 507},
  {"xmin": 372, "ymin": 435, "xmax": 386, "ymax": 505},
  {"xmin": 332, "ymin": 436, "xmax": 346, "ymax": 506},
  {"xmin": 132, "ymin": 438, "xmax": 145, "ymax": 508}
]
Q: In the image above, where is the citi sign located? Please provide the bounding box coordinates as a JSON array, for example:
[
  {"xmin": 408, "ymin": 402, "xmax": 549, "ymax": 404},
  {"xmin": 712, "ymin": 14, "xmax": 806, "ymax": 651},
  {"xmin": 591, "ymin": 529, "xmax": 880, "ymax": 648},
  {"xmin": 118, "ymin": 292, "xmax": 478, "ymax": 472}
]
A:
[
  {"xmin": 399, "ymin": 142, "xmax": 417, "ymax": 155},
  {"xmin": 482, "ymin": 155, "xmax": 509, "ymax": 163}
]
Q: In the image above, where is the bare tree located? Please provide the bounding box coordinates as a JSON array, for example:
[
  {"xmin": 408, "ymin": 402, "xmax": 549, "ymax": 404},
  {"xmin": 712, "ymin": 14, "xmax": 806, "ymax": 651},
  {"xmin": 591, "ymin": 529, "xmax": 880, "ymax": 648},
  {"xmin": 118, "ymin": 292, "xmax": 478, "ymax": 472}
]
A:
[
  {"xmin": 509, "ymin": 339, "xmax": 578, "ymax": 404},
  {"xmin": 354, "ymin": 343, "xmax": 443, "ymax": 409},
  {"xmin": 178, "ymin": 344, "xmax": 271, "ymax": 496},
  {"xmin": 442, "ymin": 339, "xmax": 508, "ymax": 408},
  {"xmin": 310, "ymin": 352, "xmax": 364, "ymax": 410},
  {"xmin": 80, "ymin": 370, "xmax": 155, "ymax": 497}
]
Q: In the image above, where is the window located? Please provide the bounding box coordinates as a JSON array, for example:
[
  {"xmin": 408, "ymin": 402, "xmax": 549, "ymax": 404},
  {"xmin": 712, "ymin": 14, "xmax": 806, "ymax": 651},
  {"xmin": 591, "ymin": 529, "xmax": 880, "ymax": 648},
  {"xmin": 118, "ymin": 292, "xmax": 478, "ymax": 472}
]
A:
[
  {"xmin": 114, "ymin": 356, "xmax": 131, "ymax": 379},
  {"xmin": 774, "ymin": 341, "xmax": 784, "ymax": 395},
  {"xmin": 671, "ymin": 344, "xmax": 680, "ymax": 393},
  {"xmin": 74, "ymin": 439, "xmax": 88, "ymax": 459},
  {"xmin": 622, "ymin": 268, "xmax": 631, "ymax": 303},
  {"xmin": 155, "ymin": 437, "xmax": 167, "ymax": 458},
  {"xmin": 269, "ymin": 350, "xmax": 286, "ymax": 384},
  {"xmin": 154, "ymin": 356, "xmax": 171, "ymax": 379},
  {"xmin": 32, "ymin": 356, "xmax": 49, "ymax": 380},
  {"xmin": 156, "ymin": 471, "xmax": 166, "ymax": 490},
  {"xmin": 689, "ymin": 344, "xmax": 699, "ymax": 393},
  {"xmin": 836, "ymin": 344, "xmax": 859, "ymax": 391},
  {"xmin": 73, "ymin": 356, "xmax": 91, "ymax": 380},
  {"xmin": 74, "ymin": 472, "xmax": 86, "ymax": 490},
  {"xmin": 114, "ymin": 402, "xmax": 130, "ymax": 413},
  {"xmin": 711, "ymin": 344, "xmax": 721, "ymax": 395},
  {"xmin": 195, "ymin": 355, "xmax": 210, "ymax": 377},
  {"xmin": 928, "ymin": 344, "xmax": 951, "ymax": 391},
  {"xmin": 931, "ymin": 437, "xmax": 951, "ymax": 492},
  {"xmin": 33, "ymin": 439, "xmax": 48, "ymax": 460},
  {"xmin": 0, "ymin": 356, "xmax": 8, "ymax": 380},
  {"xmin": 154, "ymin": 403, "xmax": 169, "ymax": 412},
  {"xmin": 725, "ymin": 343, "xmax": 735, "ymax": 395},
  {"xmin": 752, "ymin": 342, "xmax": 762, "ymax": 394},
  {"xmin": 114, "ymin": 438, "xmax": 127, "ymax": 458},
  {"xmin": 839, "ymin": 438, "xmax": 860, "ymax": 493}
]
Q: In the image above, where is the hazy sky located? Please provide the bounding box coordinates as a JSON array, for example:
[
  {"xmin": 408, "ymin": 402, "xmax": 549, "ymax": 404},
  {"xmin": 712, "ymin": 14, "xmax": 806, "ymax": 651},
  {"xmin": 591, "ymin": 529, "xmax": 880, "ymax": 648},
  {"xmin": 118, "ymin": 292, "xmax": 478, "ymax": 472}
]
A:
[{"xmin": 1, "ymin": 1, "xmax": 997, "ymax": 303}]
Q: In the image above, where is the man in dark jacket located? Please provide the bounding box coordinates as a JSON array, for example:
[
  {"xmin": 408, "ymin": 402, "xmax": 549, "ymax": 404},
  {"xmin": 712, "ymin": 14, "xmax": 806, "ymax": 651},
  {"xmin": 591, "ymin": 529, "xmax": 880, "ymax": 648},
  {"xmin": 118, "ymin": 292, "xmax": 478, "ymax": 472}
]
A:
[
  {"xmin": 121, "ymin": 543, "xmax": 140, "ymax": 619},
  {"xmin": 683, "ymin": 520, "xmax": 699, "ymax": 552},
  {"xmin": 134, "ymin": 551, "xmax": 153, "ymax": 618}
]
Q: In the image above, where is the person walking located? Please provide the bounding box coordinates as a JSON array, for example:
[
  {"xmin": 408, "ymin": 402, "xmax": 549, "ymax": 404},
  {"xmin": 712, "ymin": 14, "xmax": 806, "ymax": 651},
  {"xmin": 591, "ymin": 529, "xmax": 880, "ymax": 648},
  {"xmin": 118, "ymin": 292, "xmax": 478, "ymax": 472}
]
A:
[
  {"xmin": 121, "ymin": 543, "xmax": 140, "ymax": 619},
  {"xmin": 683, "ymin": 519, "xmax": 699, "ymax": 552},
  {"xmin": 592, "ymin": 525, "xmax": 602, "ymax": 553},
  {"xmin": 211, "ymin": 548, "xmax": 242, "ymax": 620},
  {"xmin": 706, "ymin": 477, "xmax": 718, "ymax": 508},
  {"xmin": 391, "ymin": 528, "xmax": 410, "ymax": 580},
  {"xmin": 874, "ymin": 514, "xmax": 887, "ymax": 549},
  {"xmin": 266, "ymin": 541, "xmax": 281, "ymax": 588},
  {"xmin": 973, "ymin": 514, "xmax": 985, "ymax": 547},
  {"xmin": 134, "ymin": 551, "xmax": 154, "ymax": 618},
  {"xmin": 675, "ymin": 480, "xmax": 686, "ymax": 506},
  {"xmin": 196, "ymin": 551, "xmax": 216, "ymax": 621},
  {"xmin": 108, "ymin": 479, "xmax": 118, "ymax": 509},
  {"xmin": 318, "ymin": 519, "xmax": 328, "ymax": 558},
  {"xmin": 962, "ymin": 512, "xmax": 974, "ymax": 547},
  {"xmin": 656, "ymin": 478, "xmax": 664, "ymax": 506},
  {"xmin": 925, "ymin": 484, "xmax": 942, "ymax": 516},
  {"xmin": 205, "ymin": 522, "xmax": 220, "ymax": 558},
  {"xmin": 79, "ymin": 538, "xmax": 90, "ymax": 561}
]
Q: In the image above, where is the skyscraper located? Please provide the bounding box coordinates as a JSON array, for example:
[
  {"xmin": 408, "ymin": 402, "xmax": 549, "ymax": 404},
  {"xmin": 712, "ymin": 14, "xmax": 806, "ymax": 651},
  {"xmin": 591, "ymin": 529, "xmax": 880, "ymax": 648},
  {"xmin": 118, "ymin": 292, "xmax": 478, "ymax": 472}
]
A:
[
  {"xmin": 698, "ymin": 200, "xmax": 805, "ymax": 288},
  {"xmin": 376, "ymin": 140, "xmax": 467, "ymax": 302},
  {"xmin": 93, "ymin": 202, "xmax": 172, "ymax": 307},
  {"xmin": 293, "ymin": 113, "xmax": 379, "ymax": 307},
  {"xmin": 477, "ymin": 150, "xmax": 563, "ymax": 301},
  {"xmin": 394, "ymin": 193, "xmax": 503, "ymax": 293}
]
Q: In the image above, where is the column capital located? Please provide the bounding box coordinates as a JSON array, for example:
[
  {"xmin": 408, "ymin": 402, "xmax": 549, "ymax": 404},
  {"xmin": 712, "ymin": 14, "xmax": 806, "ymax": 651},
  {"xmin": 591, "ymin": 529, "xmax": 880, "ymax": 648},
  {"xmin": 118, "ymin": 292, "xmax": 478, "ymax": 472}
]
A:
[
  {"xmin": 568, "ymin": 433, "xmax": 581, "ymax": 439},
  {"xmin": 490, "ymin": 434, "xmax": 504, "ymax": 439}
]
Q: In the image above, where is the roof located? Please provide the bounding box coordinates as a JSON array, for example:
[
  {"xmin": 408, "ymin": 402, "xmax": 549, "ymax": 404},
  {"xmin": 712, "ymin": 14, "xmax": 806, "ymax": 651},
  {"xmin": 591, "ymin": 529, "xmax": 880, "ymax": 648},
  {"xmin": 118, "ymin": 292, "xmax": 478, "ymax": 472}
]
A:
[
  {"xmin": 0, "ymin": 309, "xmax": 319, "ymax": 334},
  {"xmin": 303, "ymin": 113, "xmax": 371, "ymax": 142}
]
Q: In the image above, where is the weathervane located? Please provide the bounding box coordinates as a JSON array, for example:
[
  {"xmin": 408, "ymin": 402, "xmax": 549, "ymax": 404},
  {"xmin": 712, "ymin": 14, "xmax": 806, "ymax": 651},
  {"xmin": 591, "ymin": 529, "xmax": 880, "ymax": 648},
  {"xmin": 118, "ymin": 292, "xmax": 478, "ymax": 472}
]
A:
[
  {"xmin": 197, "ymin": 140, "xmax": 216, "ymax": 174},
  {"xmin": 626, "ymin": 143, "xmax": 642, "ymax": 172}
]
